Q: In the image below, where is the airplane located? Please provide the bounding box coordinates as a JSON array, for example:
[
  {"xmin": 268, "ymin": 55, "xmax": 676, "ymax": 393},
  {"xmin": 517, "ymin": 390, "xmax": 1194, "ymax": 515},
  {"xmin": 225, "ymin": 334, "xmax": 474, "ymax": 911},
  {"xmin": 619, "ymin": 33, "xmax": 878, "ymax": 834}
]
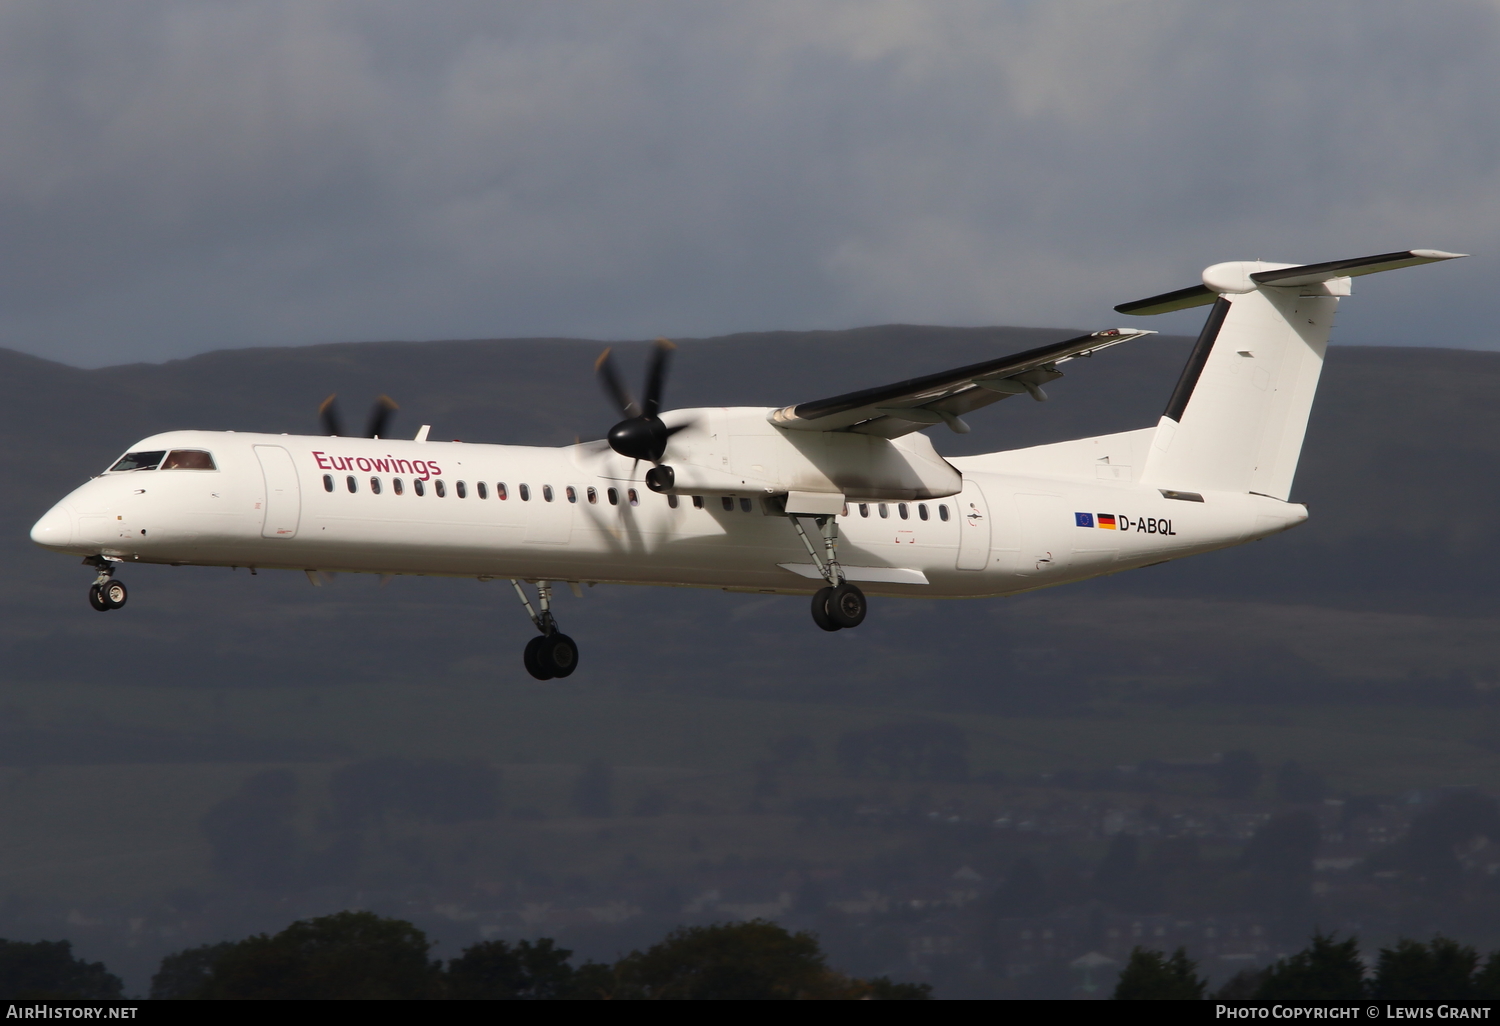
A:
[{"xmin": 29, "ymin": 249, "xmax": 1465, "ymax": 680}]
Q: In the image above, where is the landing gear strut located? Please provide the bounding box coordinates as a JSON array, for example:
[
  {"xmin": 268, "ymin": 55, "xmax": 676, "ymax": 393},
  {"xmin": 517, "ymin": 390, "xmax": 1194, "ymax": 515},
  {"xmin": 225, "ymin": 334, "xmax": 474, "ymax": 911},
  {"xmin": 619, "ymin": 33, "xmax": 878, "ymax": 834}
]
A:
[
  {"xmin": 789, "ymin": 513, "xmax": 866, "ymax": 632},
  {"xmin": 510, "ymin": 579, "xmax": 579, "ymax": 680},
  {"xmin": 84, "ymin": 557, "xmax": 127, "ymax": 612}
]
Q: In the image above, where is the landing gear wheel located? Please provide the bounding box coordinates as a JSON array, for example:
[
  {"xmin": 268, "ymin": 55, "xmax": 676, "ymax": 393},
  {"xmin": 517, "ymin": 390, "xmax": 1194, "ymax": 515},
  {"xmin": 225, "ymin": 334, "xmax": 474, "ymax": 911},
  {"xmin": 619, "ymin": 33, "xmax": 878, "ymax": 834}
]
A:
[
  {"xmin": 88, "ymin": 584, "xmax": 110, "ymax": 612},
  {"xmin": 810, "ymin": 587, "xmax": 841, "ymax": 632},
  {"xmin": 523, "ymin": 635, "xmax": 554, "ymax": 681},
  {"xmin": 101, "ymin": 579, "xmax": 128, "ymax": 610},
  {"xmin": 538, "ymin": 633, "xmax": 579, "ymax": 678},
  {"xmin": 828, "ymin": 582, "xmax": 866, "ymax": 629}
]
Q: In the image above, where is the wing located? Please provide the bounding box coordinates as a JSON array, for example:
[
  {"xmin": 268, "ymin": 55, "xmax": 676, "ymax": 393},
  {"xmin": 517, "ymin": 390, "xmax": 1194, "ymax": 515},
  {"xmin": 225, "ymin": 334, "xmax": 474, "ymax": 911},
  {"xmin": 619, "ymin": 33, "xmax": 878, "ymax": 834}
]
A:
[{"xmin": 768, "ymin": 328, "xmax": 1155, "ymax": 437}]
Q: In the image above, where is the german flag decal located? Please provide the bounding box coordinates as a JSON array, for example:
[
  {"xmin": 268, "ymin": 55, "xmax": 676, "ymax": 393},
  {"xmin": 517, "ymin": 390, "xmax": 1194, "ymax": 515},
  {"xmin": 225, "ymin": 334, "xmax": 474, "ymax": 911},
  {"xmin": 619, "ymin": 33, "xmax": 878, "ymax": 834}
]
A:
[{"xmin": 1097, "ymin": 514, "xmax": 1117, "ymax": 530}]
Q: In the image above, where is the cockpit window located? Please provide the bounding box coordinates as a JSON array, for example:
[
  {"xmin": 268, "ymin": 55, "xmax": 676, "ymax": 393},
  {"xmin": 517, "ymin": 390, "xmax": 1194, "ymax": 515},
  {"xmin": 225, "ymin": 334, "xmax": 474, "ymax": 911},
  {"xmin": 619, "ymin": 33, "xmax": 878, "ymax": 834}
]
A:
[
  {"xmin": 109, "ymin": 450, "xmax": 166, "ymax": 472},
  {"xmin": 161, "ymin": 449, "xmax": 216, "ymax": 470}
]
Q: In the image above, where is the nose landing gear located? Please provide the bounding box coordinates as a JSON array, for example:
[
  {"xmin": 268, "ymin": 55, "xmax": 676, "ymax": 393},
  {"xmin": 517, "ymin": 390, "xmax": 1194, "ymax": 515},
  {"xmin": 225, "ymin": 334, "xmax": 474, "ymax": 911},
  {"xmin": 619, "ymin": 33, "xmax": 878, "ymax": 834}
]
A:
[
  {"xmin": 84, "ymin": 557, "xmax": 127, "ymax": 612},
  {"xmin": 511, "ymin": 580, "xmax": 579, "ymax": 680}
]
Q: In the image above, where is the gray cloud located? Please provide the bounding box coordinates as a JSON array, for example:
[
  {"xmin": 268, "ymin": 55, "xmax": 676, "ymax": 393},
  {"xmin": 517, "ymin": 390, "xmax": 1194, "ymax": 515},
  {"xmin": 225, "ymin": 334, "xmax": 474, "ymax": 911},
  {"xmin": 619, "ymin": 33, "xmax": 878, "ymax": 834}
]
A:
[{"xmin": 0, "ymin": 0, "xmax": 1494, "ymax": 366}]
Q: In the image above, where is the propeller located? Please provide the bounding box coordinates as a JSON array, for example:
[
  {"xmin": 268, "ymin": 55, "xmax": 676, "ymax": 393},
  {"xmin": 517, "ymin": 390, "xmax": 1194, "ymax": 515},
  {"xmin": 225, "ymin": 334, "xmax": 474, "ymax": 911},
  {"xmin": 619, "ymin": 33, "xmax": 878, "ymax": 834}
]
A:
[
  {"xmin": 319, "ymin": 394, "xmax": 399, "ymax": 438},
  {"xmin": 596, "ymin": 339, "xmax": 686, "ymax": 477}
]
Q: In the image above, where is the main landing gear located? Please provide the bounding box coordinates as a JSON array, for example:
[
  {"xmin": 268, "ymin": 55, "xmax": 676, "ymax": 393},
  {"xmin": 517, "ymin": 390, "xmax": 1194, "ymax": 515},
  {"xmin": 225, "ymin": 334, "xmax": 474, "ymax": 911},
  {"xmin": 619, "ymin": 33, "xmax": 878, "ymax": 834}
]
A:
[
  {"xmin": 788, "ymin": 513, "xmax": 867, "ymax": 632},
  {"xmin": 510, "ymin": 579, "xmax": 579, "ymax": 680},
  {"xmin": 84, "ymin": 557, "xmax": 127, "ymax": 612}
]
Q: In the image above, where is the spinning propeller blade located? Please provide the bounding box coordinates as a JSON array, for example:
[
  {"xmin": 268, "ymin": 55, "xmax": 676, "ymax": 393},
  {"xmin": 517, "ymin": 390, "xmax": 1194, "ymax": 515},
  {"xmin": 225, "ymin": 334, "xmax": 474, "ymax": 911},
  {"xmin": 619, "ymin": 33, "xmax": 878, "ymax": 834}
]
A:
[
  {"xmin": 317, "ymin": 393, "xmax": 398, "ymax": 438},
  {"xmin": 596, "ymin": 338, "xmax": 683, "ymax": 465},
  {"xmin": 364, "ymin": 395, "xmax": 399, "ymax": 439},
  {"xmin": 319, "ymin": 394, "xmax": 343, "ymax": 437}
]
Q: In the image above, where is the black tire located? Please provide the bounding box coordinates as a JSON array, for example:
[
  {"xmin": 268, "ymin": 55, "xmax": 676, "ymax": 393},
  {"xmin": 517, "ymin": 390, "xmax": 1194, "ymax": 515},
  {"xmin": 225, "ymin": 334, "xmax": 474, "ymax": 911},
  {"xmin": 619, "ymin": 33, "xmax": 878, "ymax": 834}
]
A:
[
  {"xmin": 539, "ymin": 633, "xmax": 579, "ymax": 678},
  {"xmin": 828, "ymin": 582, "xmax": 866, "ymax": 629},
  {"xmin": 88, "ymin": 584, "xmax": 110, "ymax": 612},
  {"xmin": 523, "ymin": 635, "xmax": 553, "ymax": 680},
  {"xmin": 810, "ymin": 587, "xmax": 841, "ymax": 632},
  {"xmin": 101, "ymin": 579, "xmax": 128, "ymax": 610}
]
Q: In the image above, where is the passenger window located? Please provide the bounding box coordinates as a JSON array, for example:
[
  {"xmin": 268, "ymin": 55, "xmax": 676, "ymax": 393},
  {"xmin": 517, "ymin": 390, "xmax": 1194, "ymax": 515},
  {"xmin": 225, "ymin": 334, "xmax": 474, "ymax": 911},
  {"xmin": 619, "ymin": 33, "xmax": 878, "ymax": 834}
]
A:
[
  {"xmin": 542, "ymin": 484, "xmax": 553, "ymax": 502},
  {"xmin": 519, "ymin": 484, "xmax": 530, "ymax": 501},
  {"xmin": 607, "ymin": 487, "xmax": 619, "ymax": 506},
  {"xmin": 109, "ymin": 450, "xmax": 166, "ymax": 472},
  {"xmin": 371, "ymin": 477, "xmax": 382, "ymax": 495},
  {"xmin": 587, "ymin": 487, "xmax": 597, "ymax": 504},
  {"xmin": 566, "ymin": 486, "xmax": 577, "ymax": 503},
  {"xmin": 739, "ymin": 498, "xmax": 752, "ymax": 513},
  {"xmin": 628, "ymin": 489, "xmax": 640, "ymax": 506},
  {"xmin": 323, "ymin": 474, "xmax": 334, "ymax": 492},
  {"xmin": 497, "ymin": 483, "xmax": 508, "ymax": 500},
  {"xmin": 435, "ymin": 479, "xmax": 446, "ymax": 498},
  {"xmin": 162, "ymin": 449, "xmax": 216, "ymax": 470},
  {"xmin": 393, "ymin": 478, "xmax": 404, "ymax": 495},
  {"xmin": 918, "ymin": 503, "xmax": 928, "ymax": 521},
  {"xmin": 347, "ymin": 476, "xmax": 358, "ymax": 493},
  {"xmin": 457, "ymin": 481, "xmax": 467, "ymax": 499},
  {"xmin": 667, "ymin": 494, "xmax": 679, "ymax": 509},
  {"xmin": 414, "ymin": 479, "xmax": 426, "ymax": 496},
  {"xmin": 938, "ymin": 504, "xmax": 949, "ymax": 522},
  {"xmin": 477, "ymin": 482, "xmax": 487, "ymax": 499},
  {"xmin": 858, "ymin": 503, "xmax": 869, "ymax": 518},
  {"xmin": 878, "ymin": 503, "xmax": 888, "ymax": 519},
  {"xmin": 721, "ymin": 496, "xmax": 734, "ymax": 511},
  {"xmin": 692, "ymin": 496, "xmax": 704, "ymax": 509},
  {"xmin": 898, "ymin": 503, "xmax": 908, "ymax": 520}
]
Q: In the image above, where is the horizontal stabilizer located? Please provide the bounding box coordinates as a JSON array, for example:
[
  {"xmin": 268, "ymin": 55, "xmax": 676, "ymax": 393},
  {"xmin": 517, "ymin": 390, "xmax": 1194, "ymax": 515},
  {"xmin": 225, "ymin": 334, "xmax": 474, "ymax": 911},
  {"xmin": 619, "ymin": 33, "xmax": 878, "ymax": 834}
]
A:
[
  {"xmin": 1114, "ymin": 284, "xmax": 1217, "ymax": 317},
  {"xmin": 1248, "ymin": 249, "xmax": 1467, "ymax": 287},
  {"xmin": 1117, "ymin": 249, "xmax": 1466, "ymax": 316}
]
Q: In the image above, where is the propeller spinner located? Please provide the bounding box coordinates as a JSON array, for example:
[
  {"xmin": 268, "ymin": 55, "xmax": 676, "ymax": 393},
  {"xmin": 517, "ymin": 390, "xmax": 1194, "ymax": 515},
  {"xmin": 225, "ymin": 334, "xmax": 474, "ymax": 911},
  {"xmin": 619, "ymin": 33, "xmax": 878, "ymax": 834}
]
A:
[{"xmin": 596, "ymin": 339, "xmax": 685, "ymax": 472}]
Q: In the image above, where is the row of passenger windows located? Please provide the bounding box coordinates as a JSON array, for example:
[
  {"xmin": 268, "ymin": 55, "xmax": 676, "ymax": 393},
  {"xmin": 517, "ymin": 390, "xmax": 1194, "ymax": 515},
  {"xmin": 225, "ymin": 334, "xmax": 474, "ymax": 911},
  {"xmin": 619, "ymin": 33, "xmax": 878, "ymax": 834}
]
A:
[
  {"xmin": 320, "ymin": 474, "xmax": 950, "ymax": 522},
  {"xmin": 854, "ymin": 501, "xmax": 949, "ymax": 522},
  {"xmin": 322, "ymin": 475, "xmax": 652, "ymax": 505}
]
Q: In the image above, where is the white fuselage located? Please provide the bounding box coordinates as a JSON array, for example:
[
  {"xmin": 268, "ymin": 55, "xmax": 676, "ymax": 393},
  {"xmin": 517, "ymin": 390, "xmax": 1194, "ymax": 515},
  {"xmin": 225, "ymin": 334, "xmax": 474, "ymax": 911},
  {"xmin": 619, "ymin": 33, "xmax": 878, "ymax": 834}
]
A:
[{"xmin": 30, "ymin": 410, "xmax": 1306, "ymax": 599}]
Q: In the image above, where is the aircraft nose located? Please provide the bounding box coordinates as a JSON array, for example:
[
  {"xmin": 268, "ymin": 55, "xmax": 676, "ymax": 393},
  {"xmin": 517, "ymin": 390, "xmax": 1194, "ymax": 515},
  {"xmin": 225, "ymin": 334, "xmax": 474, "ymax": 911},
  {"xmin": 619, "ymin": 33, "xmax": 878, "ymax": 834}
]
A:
[{"xmin": 30, "ymin": 503, "xmax": 75, "ymax": 550}]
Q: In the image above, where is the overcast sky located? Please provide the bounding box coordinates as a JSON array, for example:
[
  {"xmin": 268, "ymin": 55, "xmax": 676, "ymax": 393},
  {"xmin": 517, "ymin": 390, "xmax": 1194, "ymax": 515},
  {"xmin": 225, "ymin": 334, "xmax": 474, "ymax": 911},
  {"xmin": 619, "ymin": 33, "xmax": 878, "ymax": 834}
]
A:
[{"xmin": 1, "ymin": 1, "xmax": 1495, "ymax": 367}]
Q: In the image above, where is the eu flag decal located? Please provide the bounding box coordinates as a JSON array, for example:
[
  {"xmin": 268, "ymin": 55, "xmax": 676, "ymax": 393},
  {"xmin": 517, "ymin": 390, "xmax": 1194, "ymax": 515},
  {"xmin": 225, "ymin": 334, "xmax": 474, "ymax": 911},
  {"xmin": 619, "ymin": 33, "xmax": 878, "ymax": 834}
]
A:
[{"xmin": 1075, "ymin": 512, "xmax": 1094, "ymax": 528}]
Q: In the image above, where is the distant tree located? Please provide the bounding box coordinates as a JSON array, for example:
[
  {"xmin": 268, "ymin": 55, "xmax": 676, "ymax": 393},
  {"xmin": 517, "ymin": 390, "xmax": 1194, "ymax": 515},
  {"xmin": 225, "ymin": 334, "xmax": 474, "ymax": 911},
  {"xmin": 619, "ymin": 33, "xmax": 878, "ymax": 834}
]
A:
[
  {"xmin": 446, "ymin": 938, "xmax": 580, "ymax": 999},
  {"xmin": 1255, "ymin": 932, "xmax": 1366, "ymax": 1000},
  {"xmin": 570, "ymin": 760, "xmax": 614, "ymax": 817},
  {"xmin": 1275, "ymin": 761, "xmax": 1326, "ymax": 803},
  {"xmin": 0, "ymin": 939, "xmax": 123, "ymax": 999},
  {"xmin": 1372, "ymin": 937, "xmax": 1479, "ymax": 1000},
  {"xmin": 1474, "ymin": 951, "xmax": 1500, "ymax": 998},
  {"xmin": 1216, "ymin": 750, "xmax": 1262, "ymax": 799},
  {"xmin": 196, "ymin": 911, "xmax": 440, "ymax": 999},
  {"xmin": 1215, "ymin": 967, "xmax": 1270, "ymax": 999},
  {"xmin": 1112, "ymin": 947, "xmax": 1206, "ymax": 1000},
  {"xmin": 150, "ymin": 942, "xmax": 235, "ymax": 1000},
  {"xmin": 606, "ymin": 920, "xmax": 924, "ymax": 1000},
  {"xmin": 199, "ymin": 769, "xmax": 302, "ymax": 888}
]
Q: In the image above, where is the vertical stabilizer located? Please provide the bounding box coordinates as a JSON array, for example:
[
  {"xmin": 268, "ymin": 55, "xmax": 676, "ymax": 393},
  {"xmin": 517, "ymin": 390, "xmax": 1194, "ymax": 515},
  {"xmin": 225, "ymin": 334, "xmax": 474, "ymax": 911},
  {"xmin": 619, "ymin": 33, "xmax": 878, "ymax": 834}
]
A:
[{"xmin": 1118, "ymin": 249, "xmax": 1465, "ymax": 500}]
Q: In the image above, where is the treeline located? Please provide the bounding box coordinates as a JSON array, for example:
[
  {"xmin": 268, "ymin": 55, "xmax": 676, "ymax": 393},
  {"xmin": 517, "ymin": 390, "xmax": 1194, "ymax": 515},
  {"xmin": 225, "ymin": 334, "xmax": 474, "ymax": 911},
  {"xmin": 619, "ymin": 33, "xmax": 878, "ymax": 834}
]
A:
[
  {"xmin": 0, "ymin": 914, "xmax": 929, "ymax": 1000},
  {"xmin": 1117, "ymin": 933, "xmax": 1500, "ymax": 1000}
]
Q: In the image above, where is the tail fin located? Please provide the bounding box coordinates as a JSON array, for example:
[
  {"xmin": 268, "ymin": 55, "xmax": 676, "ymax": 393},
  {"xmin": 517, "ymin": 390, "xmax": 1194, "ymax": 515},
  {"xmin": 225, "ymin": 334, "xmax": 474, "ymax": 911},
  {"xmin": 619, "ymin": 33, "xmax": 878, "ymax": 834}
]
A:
[{"xmin": 1120, "ymin": 249, "xmax": 1466, "ymax": 500}]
